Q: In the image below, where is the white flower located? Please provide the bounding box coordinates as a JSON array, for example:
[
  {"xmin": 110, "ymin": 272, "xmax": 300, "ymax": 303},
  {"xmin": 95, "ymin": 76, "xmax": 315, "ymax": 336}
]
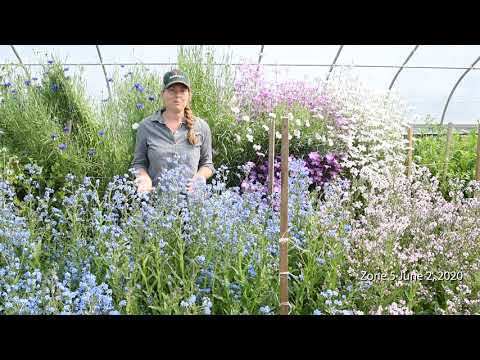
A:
[
  {"xmin": 294, "ymin": 129, "xmax": 301, "ymax": 138},
  {"xmin": 313, "ymin": 113, "xmax": 324, "ymax": 120},
  {"xmin": 287, "ymin": 112, "xmax": 294, "ymax": 121},
  {"xmin": 131, "ymin": 122, "xmax": 139, "ymax": 130},
  {"xmin": 253, "ymin": 144, "xmax": 261, "ymax": 151},
  {"xmin": 262, "ymin": 124, "xmax": 270, "ymax": 132},
  {"xmin": 235, "ymin": 134, "xmax": 241, "ymax": 143},
  {"xmin": 315, "ymin": 133, "xmax": 322, "ymax": 141},
  {"xmin": 305, "ymin": 119, "xmax": 311, "ymax": 128},
  {"xmin": 268, "ymin": 113, "xmax": 276, "ymax": 119},
  {"xmin": 231, "ymin": 106, "xmax": 240, "ymax": 115},
  {"xmin": 275, "ymin": 131, "xmax": 282, "ymax": 139},
  {"xmin": 288, "ymin": 133, "xmax": 292, "ymax": 141},
  {"xmin": 242, "ymin": 115, "xmax": 250, "ymax": 122},
  {"xmin": 246, "ymin": 134, "xmax": 254, "ymax": 143},
  {"xmin": 328, "ymin": 138, "xmax": 334, "ymax": 146},
  {"xmin": 295, "ymin": 119, "xmax": 302, "ymax": 127}
]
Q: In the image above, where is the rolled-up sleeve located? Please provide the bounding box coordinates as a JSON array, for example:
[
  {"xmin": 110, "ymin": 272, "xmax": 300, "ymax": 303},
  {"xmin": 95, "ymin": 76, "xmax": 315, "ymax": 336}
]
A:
[
  {"xmin": 198, "ymin": 121, "xmax": 215, "ymax": 174},
  {"xmin": 132, "ymin": 121, "xmax": 149, "ymax": 171}
]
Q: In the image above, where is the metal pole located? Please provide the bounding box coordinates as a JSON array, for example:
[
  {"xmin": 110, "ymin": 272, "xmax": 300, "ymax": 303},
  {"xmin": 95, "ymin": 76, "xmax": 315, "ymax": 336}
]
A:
[
  {"xmin": 389, "ymin": 45, "xmax": 419, "ymax": 91},
  {"xmin": 440, "ymin": 55, "xmax": 480, "ymax": 125},
  {"xmin": 9, "ymin": 45, "xmax": 30, "ymax": 78},
  {"xmin": 95, "ymin": 45, "xmax": 112, "ymax": 100},
  {"xmin": 279, "ymin": 115, "xmax": 289, "ymax": 315},
  {"xmin": 326, "ymin": 45, "xmax": 344, "ymax": 82}
]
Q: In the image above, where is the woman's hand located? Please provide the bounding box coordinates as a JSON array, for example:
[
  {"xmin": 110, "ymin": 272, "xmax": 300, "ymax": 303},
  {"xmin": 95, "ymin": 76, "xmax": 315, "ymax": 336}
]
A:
[
  {"xmin": 187, "ymin": 175, "xmax": 206, "ymax": 193},
  {"xmin": 135, "ymin": 174, "xmax": 153, "ymax": 193}
]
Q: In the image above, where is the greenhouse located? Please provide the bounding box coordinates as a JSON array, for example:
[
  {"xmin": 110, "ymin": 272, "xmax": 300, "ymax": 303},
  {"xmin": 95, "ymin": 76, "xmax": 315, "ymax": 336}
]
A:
[{"xmin": 0, "ymin": 45, "xmax": 479, "ymax": 315}]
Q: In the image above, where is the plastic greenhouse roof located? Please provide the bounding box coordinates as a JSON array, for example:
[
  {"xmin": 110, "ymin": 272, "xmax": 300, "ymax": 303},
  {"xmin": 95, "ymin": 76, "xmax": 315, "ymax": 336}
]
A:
[{"xmin": 1, "ymin": 45, "xmax": 479, "ymax": 125}]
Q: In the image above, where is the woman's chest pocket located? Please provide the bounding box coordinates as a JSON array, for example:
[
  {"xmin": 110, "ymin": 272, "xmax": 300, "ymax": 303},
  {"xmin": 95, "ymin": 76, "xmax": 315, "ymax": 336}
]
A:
[{"xmin": 146, "ymin": 138, "xmax": 171, "ymax": 159}]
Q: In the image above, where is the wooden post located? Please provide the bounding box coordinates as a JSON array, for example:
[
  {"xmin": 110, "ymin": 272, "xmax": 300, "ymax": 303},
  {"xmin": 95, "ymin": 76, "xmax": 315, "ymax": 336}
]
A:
[
  {"xmin": 444, "ymin": 122, "xmax": 453, "ymax": 179},
  {"xmin": 475, "ymin": 122, "xmax": 480, "ymax": 181},
  {"xmin": 279, "ymin": 115, "xmax": 289, "ymax": 315},
  {"xmin": 268, "ymin": 116, "xmax": 275, "ymax": 198},
  {"xmin": 476, "ymin": 123, "xmax": 480, "ymax": 182},
  {"xmin": 406, "ymin": 127, "xmax": 413, "ymax": 177}
]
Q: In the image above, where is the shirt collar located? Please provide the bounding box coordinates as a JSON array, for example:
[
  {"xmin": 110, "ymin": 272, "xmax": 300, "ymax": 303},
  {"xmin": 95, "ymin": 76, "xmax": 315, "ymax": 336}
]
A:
[{"xmin": 152, "ymin": 109, "xmax": 185, "ymax": 125}]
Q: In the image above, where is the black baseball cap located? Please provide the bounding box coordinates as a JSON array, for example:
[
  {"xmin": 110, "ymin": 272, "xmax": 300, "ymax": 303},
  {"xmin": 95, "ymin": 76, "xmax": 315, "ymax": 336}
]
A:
[{"xmin": 163, "ymin": 69, "xmax": 191, "ymax": 90}]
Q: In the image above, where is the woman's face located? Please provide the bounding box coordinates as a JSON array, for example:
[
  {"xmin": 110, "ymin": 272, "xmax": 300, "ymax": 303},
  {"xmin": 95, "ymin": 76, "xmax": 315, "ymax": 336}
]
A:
[{"xmin": 162, "ymin": 83, "xmax": 191, "ymax": 113}]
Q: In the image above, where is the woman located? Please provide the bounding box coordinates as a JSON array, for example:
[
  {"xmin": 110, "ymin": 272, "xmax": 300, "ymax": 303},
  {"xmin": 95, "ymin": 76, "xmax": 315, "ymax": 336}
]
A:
[{"xmin": 132, "ymin": 69, "xmax": 214, "ymax": 194}]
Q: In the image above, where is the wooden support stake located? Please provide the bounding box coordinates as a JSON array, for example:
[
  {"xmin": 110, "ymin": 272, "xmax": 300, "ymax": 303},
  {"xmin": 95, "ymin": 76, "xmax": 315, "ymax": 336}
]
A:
[
  {"xmin": 279, "ymin": 115, "xmax": 289, "ymax": 315},
  {"xmin": 407, "ymin": 127, "xmax": 413, "ymax": 177},
  {"xmin": 476, "ymin": 123, "xmax": 480, "ymax": 182},
  {"xmin": 444, "ymin": 122, "xmax": 453, "ymax": 179},
  {"xmin": 268, "ymin": 116, "xmax": 275, "ymax": 198}
]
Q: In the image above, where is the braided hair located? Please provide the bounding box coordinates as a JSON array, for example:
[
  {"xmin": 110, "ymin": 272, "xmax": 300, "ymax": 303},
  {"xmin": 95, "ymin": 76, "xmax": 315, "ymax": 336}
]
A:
[{"xmin": 184, "ymin": 104, "xmax": 198, "ymax": 145}]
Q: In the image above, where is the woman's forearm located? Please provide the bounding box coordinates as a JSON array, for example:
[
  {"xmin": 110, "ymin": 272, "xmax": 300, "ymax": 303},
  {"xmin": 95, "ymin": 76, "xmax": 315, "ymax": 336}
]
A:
[{"xmin": 196, "ymin": 167, "xmax": 213, "ymax": 180}]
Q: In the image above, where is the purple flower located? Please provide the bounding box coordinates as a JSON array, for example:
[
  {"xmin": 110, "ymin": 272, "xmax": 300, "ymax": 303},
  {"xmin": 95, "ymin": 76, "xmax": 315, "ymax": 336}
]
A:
[
  {"xmin": 87, "ymin": 148, "xmax": 96, "ymax": 158},
  {"xmin": 63, "ymin": 67, "xmax": 69, "ymax": 72},
  {"xmin": 24, "ymin": 80, "xmax": 31, "ymax": 86},
  {"xmin": 133, "ymin": 83, "xmax": 144, "ymax": 93},
  {"xmin": 58, "ymin": 143, "xmax": 67, "ymax": 151},
  {"xmin": 63, "ymin": 126, "xmax": 70, "ymax": 134},
  {"xmin": 47, "ymin": 60, "xmax": 53, "ymax": 64},
  {"xmin": 32, "ymin": 77, "xmax": 38, "ymax": 81},
  {"xmin": 148, "ymin": 95, "xmax": 155, "ymax": 101},
  {"xmin": 136, "ymin": 103, "xmax": 144, "ymax": 110},
  {"xmin": 98, "ymin": 130, "xmax": 105, "ymax": 137},
  {"xmin": 308, "ymin": 151, "xmax": 321, "ymax": 163},
  {"xmin": 51, "ymin": 83, "xmax": 59, "ymax": 92},
  {"xmin": 2, "ymin": 82, "xmax": 12, "ymax": 87},
  {"xmin": 325, "ymin": 153, "xmax": 335, "ymax": 163}
]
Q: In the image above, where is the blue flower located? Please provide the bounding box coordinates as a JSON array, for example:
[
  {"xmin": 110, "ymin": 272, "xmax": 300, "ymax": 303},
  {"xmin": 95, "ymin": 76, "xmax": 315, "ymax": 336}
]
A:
[
  {"xmin": 248, "ymin": 264, "xmax": 257, "ymax": 278},
  {"xmin": 63, "ymin": 67, "xmax": 69, "ymax": 72},
  {"xmin": 195, "ymin": 255, "xmax": 206, "ymax": 264},
  {"xmin": 133, "ymin": 83, "xmax": 144, "ymax": 93},
  {"xmin": 313, "ymin": 309, "xmax": 322, "ymax": 315},
  {"xmin": 316, "ymin": 257, "xmax": 325, "ymax": 265},
  {"xmin": 51, "ymin": 83, "xmax": 59, "ymax": 92},
  {"xmin": 119, "ymin": 300, "xmax": 127, "ymax": 307},
  {"xmin": 63, "ymin": 126, "xmax": 70, "ymax": 134},
  {"xmin": 136, "ymin": 103, "xmax": 144, "ymax": 110},
  {"xmin": 58, "ymin": 143, "xmax": 67, "ymax": 151},
  {"xmin": 148, "ymin": 95, "xmax": 155, "ymax": 101},
  {"xmin": 259, "ymin": 305, "xmax": 272, "ymax": 315},
  {"xmin": 327, "ymin": 229, "xmax": 337, "ymax": 237},
  {"xmin": 187, "ymin": 295, "xmax": 197, "ymax": 305},
  {"xmin": 51, "ymin": 133, "xmax": 58, "ymax": 141},
  {"xmin": 87, "ymin": 148, "xmax": 96, "ymax": 158},
  {"xmin": 344, "ymin": 224, "xmax": 352, "ymax": 233},
  {"xmin": 24, "ymin": 80, "xmax": 31, "ymax": 86},
  {"xmin": 98, "ymin": 130, "xmax": 105, "ymax": 137},
  {"xmin": 47, "ymin": 60, "xmax": 53, "ymax": 64},
  {"xmin": 32, "ymin": 77, "xmax": 38, "ymax": 81}
]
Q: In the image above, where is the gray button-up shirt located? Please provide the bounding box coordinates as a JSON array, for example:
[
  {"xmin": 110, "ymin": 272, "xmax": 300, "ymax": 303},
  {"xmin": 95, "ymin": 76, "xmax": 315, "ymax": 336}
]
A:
[{"xmin": 132, "ymin": 110, "xmax": 215, "ymax": 187}]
